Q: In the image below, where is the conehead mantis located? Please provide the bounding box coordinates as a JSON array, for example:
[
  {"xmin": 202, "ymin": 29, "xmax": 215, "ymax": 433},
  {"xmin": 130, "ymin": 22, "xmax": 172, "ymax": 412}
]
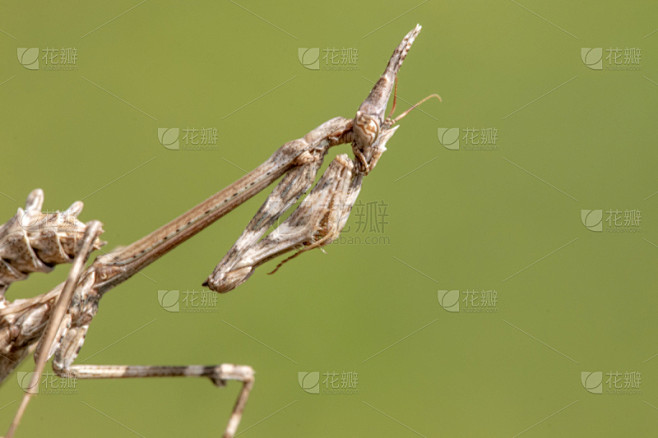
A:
[{"xmin": 2, "ymin": 24, "xmax": 440, "ymax": 438}]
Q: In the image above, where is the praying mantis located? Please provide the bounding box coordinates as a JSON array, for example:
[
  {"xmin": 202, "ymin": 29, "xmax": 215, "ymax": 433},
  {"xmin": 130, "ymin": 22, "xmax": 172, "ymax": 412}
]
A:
[{"xmin": 0, "ymin": 24, "xmax": 439, "ymax": 437}]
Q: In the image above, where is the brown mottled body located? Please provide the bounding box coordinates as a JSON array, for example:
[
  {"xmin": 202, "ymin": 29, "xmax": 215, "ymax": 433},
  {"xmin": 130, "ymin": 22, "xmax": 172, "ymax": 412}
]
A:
[
  {"xmin": 2, "ymin": 25, "xmax": 435, "ymax": 438},
  {"xmin": 0, "ymin": 189, "xmax": 104, "ymax": 297}
]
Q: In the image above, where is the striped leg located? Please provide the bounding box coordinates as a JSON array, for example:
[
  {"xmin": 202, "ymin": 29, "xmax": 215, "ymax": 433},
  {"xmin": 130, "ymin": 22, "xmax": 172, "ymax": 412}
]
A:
[{"xmin": 52, "ymin": 361, "xmax": 254, "ymax": 438}]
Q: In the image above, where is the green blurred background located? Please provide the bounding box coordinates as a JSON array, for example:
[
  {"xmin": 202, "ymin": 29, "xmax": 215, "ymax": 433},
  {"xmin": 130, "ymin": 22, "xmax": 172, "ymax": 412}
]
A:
[{"xmin": 1, "ymin": 1, "xmax": 656, "ymax": 436}]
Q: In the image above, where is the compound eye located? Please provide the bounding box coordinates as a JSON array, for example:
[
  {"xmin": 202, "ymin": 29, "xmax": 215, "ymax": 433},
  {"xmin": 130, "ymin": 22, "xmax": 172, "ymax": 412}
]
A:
[
  {"xmin": 367, "ymin": 118, "xmax": 380, "ymax": 139},
  {"xmin": 356, "ymin": 113, "xmax": 380, "ymax": 145}
]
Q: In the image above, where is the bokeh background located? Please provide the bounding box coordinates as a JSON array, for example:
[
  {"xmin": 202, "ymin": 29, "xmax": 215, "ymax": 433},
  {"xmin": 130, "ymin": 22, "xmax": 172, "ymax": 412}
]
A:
[{"xmin": 1, "ymin": 1, "xmax": 657, "ymax": 436}]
